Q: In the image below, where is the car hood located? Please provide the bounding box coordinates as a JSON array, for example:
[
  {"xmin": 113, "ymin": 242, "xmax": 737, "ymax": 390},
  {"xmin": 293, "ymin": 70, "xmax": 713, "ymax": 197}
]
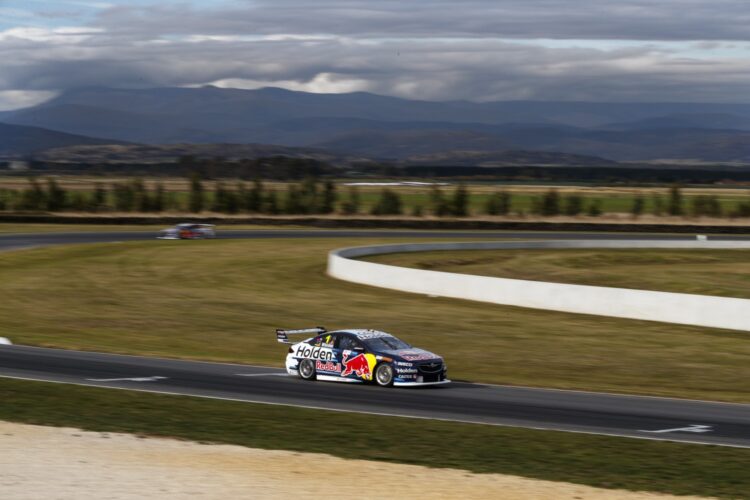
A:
[{"xmin": 379, "ymin": 348, "xmax": 442, "ymax": 363}]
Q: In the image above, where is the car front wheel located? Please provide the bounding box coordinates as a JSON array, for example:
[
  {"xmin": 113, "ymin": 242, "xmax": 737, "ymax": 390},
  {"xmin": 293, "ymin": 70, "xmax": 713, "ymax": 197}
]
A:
[
  {"xmin": 374, "ymin": 364, "xmax": 394, "ymax": 387},
  {"xmin": 299, "ymin": 359, "xmax": 316, "ymax": 381}
]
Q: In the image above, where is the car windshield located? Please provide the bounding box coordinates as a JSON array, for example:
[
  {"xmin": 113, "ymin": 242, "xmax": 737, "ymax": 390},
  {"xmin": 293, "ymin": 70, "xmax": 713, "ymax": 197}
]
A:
[{"xmin": 363, "ymin": 336, "xmax": 411, "ymax": 351}]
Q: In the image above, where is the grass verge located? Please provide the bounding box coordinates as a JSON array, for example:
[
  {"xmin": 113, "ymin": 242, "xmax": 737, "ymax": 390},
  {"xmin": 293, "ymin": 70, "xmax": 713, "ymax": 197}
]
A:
[
  {"xmin": 1, "ymin": 377, "xmax": 748, "ymax": 498},
  {"xmin": 1, "ymin": 239, "xmax": 749, "ymax": 402},
  {"xmin": 366, "ymin": 248, "xmax": 750, "ymax": 299}
]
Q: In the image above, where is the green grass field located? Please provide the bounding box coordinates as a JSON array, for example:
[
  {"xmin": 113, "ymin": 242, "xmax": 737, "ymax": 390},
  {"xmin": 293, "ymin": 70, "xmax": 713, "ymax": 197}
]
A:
[
  {"xmin": 1, "ymin": 238, "xmax": 749, "ymax": 402},
  {"xmin": 366, "ymin": 248, "xmax": 750, "ymax": 299},
  {"xmin": 354, "ymin": 190, "xmax": 750, "ymax": 215},
  {"xmin": 1, "ymin": 377, "xmax": 747, "ymax": 498},
  {"xmin": 3, "ymin": 175, "xmax": 750, "ymax": 216}
]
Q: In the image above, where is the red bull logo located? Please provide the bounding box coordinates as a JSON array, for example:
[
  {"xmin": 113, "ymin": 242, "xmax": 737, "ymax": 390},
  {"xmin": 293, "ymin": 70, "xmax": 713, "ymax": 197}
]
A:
[
  {"xmin": 341, "ymin": 352, "xmax": 377, "ymax": 381},
  {"xmin": 315, "ymin": 360, "xmax": 341, "ymax": 373}
]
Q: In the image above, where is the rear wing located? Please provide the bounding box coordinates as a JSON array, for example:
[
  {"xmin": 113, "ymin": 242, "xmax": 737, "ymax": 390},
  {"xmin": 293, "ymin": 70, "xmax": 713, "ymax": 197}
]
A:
[{"xmin": 276, "ymin": 326, "xmax": 327, "ymax": 344}]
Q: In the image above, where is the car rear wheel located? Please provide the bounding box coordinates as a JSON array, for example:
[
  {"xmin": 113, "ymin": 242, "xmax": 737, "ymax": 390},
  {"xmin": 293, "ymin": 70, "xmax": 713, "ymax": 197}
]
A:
[
  {"xmin": 299, "ymin": 359, "xmax": 316, "ymax": 381},
  {"xmin": 374, "ymin": 364, "xmax": 394, "ymax": 387}
]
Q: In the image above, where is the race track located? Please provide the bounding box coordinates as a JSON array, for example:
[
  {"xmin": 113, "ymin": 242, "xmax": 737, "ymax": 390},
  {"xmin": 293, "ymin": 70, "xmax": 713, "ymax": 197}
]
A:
[
  {"xmin": 1, "ymin": 229, "xmax": 749, "ymax": 447},
  {"xmin": 5, "ymin": 227, "xmax": 750, "ymax": 251}
]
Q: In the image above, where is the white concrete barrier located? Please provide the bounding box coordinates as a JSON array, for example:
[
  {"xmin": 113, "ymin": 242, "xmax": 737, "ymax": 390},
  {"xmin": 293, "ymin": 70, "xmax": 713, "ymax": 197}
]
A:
[
  {"xmin": 328, "ymin": 240, "xmax": 750, "ymax": 332},
  {"xmin": 0, "ymin": 337, "xmax": 12, "ymax": 345}
]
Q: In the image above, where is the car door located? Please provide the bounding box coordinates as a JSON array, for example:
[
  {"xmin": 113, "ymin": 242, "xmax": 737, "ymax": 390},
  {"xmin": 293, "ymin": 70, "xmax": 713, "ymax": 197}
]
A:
[
  {"xmin": 308, "ymin": 333, "xmax": 339, "ymax": 376},
  {"xmin": 337, "ymin": 335, "xmax": 374, "ymax": 381},
  {"xmin": 335, "ymin": 334, "xmax": 353, "ymax": 380}
]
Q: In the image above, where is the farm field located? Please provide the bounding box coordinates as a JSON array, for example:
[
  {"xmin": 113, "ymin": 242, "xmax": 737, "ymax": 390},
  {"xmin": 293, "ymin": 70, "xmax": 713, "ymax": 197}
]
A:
[{"xmin": 2, "ymin": 175, "xmax": 750, "ymax": 215}]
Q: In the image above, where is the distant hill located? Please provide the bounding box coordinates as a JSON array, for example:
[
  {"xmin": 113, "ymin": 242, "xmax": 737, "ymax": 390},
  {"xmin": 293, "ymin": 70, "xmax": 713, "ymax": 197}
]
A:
[
  {"xmin": 5, "ymin": 86, "xmax": 750, "ymax": 162},
  {"xmin": 402, "ymin": 150, "xmax": 616, "ymax": 167},
  {"xmin": 315, "ymin": 129, "xmax": 515, "ymax": 158},
  {"xmin": 33, "ymin": 143, "xmax": 373, "ymax": 167},
  {"xmin": 3, "ymin": 103, "xmax": 229, "ymax": 144},
  {"xmin": 34, "ymin": 142, "xmax": 612, "ymax": 169},
  {"xmin": 312, "ymin": 124, "xmax": 750, "ymax": 162},
  {"xmin": 0, "ymin": 122, "xmax": 124, "ymax": 156},
  {"xmin": 601, "ymin": 113, "xmax": 750, "ymax": 131}
]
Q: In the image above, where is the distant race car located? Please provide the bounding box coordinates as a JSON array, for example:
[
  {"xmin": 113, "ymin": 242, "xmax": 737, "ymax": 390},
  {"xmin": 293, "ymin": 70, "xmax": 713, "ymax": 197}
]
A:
[
  {"xmin": 157, "ymin": 223, "xmax": 216, "ymax": 240},
  {"xmin": 277, "ymin": 327, "xmax": 450, "ymax": 387}
]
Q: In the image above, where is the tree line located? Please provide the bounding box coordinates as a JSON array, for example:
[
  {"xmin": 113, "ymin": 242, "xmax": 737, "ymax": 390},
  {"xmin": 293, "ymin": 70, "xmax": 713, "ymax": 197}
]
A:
[
  {"xmin": 1, "ymin": 178, "xmax": 749, "ymax": 218},
  {"xmin": 30, "ymin": 156, "xmax": 750, "ymax": 187}
]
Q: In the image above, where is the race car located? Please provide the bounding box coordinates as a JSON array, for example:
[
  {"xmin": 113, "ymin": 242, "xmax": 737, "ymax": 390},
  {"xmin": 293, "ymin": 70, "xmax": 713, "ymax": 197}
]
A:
[
  {"xmin": 157, "ymin": 223, "xmax": 216, "ymax": 240},
  {"xmin": 277, "ymin": 327, "xmax": 449, "ymax": 387}
]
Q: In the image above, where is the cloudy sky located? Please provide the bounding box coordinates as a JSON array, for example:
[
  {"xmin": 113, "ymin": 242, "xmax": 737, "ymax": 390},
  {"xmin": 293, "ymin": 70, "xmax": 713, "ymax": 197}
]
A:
[{"xmin": 1, "ymin": 0, "xmax": 750, "ymax": 110}]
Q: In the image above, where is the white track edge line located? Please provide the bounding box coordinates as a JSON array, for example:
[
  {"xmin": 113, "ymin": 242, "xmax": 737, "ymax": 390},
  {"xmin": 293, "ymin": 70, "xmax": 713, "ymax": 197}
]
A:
[
  {"xmin": 0, "ymin": 373, "xmax": 747, "ymax": 449},
  {"xmin": 5, "ymin": 344, "xmax": 750, "ymax": 408},
  {"xmin": 6, "ymin": 344, "xmax": 749, "ymax": 408}
]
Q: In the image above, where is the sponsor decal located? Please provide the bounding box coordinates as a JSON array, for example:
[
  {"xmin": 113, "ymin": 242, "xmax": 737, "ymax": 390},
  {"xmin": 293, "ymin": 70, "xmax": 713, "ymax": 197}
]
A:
[
  {"xmin": 351, "ymin": 330, "xmax": 391, "ymax": 340},
  {"xmin": 315, "ymin": 360, "xmax": 341, "ymax": 373},
  {"xmin": 402, "ymin": 353, "xmax": 437, "ymax": 361},
  {"xmin": 395, "ymin": 361, "xmax": 414, "ymax": 367},
  {"xmin": 341, "ymin": 352, "xmax": 378, "ymax": 381},
  {"xmin": 295, "ymin": 344, "xmax": 334, "ymax": 361},
  {"xmin": 397, "ymin": 368, "xmax": 418, "ymax": 374}
]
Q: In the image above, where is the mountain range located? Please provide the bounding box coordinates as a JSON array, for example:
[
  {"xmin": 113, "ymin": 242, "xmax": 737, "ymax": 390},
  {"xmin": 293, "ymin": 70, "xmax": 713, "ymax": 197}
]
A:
[
  {"xmin": 0, "ymin": 122, "xmax": 125, "ymax": 157},
  {"xmin": 2, "ymin": 86, "xmax": 750, "ymax": 163}
]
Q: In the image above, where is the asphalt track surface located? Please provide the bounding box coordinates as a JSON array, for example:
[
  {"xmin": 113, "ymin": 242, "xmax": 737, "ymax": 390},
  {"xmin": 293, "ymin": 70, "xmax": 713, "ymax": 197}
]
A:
[{"xmin": 1, "ymin": 228, "xmax": 749, "ymax": 448}]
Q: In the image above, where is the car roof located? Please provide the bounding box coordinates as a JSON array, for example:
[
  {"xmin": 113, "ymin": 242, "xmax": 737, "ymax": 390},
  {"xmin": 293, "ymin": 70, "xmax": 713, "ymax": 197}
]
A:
[{"xmin": 332, "ymin": 329, "xmax": 394, "ymax": 340}]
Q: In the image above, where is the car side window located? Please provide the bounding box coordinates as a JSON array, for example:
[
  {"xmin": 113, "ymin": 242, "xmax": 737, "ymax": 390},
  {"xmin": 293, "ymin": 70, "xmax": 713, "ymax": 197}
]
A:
[
  {"xmin": 338, "ymin": 336, "xmax": 363, "ymax": 351},
  {"xmin": 338, "ymin": 335, "xmax": 352, "ymax": 350},
  {"xmin": 312, "ymin": 334, "xmax": 335, "ymax": 348}
]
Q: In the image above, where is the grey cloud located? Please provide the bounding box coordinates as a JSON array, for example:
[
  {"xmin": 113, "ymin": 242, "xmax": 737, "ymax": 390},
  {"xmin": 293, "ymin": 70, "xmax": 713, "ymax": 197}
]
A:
[
  {"xmin": 94, "ymin": 1, "xmax": 750, "ymax": 41},
  {"xmin": 3, "ymin": 33, "xmax": 750, "ymax": 103},
  {"xmin": 2, "ymin": 0, "xmax": 750, "ymax": 108}
]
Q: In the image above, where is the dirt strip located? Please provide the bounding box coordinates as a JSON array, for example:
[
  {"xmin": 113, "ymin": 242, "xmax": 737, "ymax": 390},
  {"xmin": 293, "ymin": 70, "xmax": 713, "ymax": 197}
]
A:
[{"xmin": 0, "ymin": 421, "xmax": 710, "ymax": 500}]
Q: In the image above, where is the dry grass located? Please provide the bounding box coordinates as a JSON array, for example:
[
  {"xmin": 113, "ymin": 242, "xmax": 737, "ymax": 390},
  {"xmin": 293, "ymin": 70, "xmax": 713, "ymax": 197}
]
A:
[
  {"xmin": 0, "ymin": 238, "xmax": 748, "ymax": 402},
  {"xmin": 367, "ymin": 248, "xmax": 750, "ymax": 299},
  {"xmin": 3, "ymin": 378, "xmax": 749, "ymax": 498}
]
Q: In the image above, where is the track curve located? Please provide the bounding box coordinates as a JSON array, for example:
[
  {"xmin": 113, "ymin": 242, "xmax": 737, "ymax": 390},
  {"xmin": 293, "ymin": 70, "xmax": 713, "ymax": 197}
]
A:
[
  {"xmin": 328, "ymin": 240, "xmax": 750, "ymax": 331},
  {"xmin": 0, "ymin": 228, "xmax": 749, "ymax": 447}
]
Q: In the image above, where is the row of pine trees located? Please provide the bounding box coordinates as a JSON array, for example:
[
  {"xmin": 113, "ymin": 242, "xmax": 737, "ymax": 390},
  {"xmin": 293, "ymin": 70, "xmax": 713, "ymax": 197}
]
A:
[{"xmin": 1, "ymin": 177, "xmax": 749, "ymax": 218}]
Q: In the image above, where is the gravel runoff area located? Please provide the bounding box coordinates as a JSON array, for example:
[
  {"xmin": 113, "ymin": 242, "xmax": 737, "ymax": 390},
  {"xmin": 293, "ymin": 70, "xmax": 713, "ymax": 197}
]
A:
[{"xmin": 0, "ymin": 421, "xmax": 708, "ymax": 500}]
